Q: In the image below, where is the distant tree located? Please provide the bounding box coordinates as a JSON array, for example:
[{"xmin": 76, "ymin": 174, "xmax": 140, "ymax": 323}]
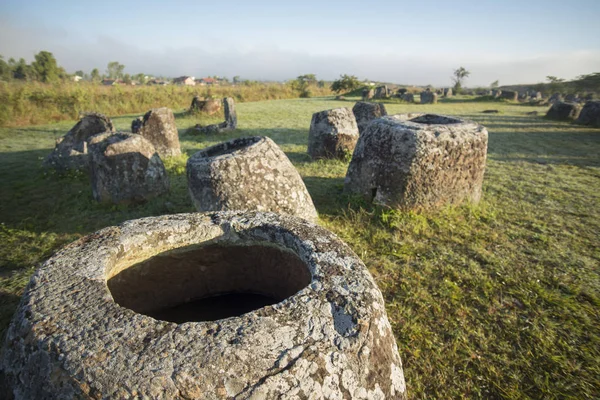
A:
[
  {"xmin": 233, "ymin": 76, "xmax": 241, "ymax": 84},
  {"xmin": 546, "ymin": 75, "xmax": 565, "ymax": 93},
  {"xmin": 134, "ymin": 73, "xmax": 146, "ymax": 84},
  {"xmin": 75, "ymin": 70, "xmax": 84, "ymax": 77},
  {"xmin": 289, "ymin": 75, "xmax": 315, "ymax": 98},
  {"xmin": 31, "ymin": 51, "xmax": 60, "ymax": 82},
  {"xmin": 13, "ymin": 58, "xmax": 34, "ymax": 80},
  {"xmin": 573, "ymin": 72, "xmax": 600, "ymax": 93},
  {"xmin": 122, "ymin": 73, "xmax": 132, "ymax": 84},
  {"xmin": 330, "ymin": 74, "xmax": 361, "ymax": 94},
  {"xmin": 90, "ymin": 68, "xmax": 100, "ymax": 82},
  {"xmin": 490, "ymin": 80, "xmax": 499, "ymax": 88},
  {"xmin": 106, "ymin": 61, "xmax": 125, "ymax": 79},
  {"xmin": 452, "ymin": 66, "xmax": 470, "ymax": 94},
  {"xmin": 0, "ymin": 55, "xmax": 11, "ymax": 81},
  {"xmin": 296, "ymin": 74, "xmax": 317, "ymax": 85}
]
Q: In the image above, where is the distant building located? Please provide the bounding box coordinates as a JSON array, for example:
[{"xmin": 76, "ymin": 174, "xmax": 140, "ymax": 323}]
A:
[
  {"xmin": 197, "ymin": 77, "xmax": 218, "ymax": 86},
  {"xmin": 173, "ymin": 76, "xmax": 196, "ymax": 86}
]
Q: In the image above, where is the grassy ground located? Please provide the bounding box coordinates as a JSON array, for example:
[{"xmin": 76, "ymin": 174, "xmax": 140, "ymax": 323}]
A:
[{"xmin": 1, "ymin": 96, "xmax": 599, "ymax": 398}]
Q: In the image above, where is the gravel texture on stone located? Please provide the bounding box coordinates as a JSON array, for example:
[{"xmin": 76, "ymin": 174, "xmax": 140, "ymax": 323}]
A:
[
  {"xmin": 545, "ymin": 101, "xmax": 582, "ymax": 121},
  {"xmin": 88, "ymin": 132, "xmax": 169, "ymax": 204},
  {"xmin": 307, "ymin": 108, "xmax": 359, "ymax": 160},
  {"xmin": 352, "ymin": 102, "xmax": 388, "ymax": 135},
  {"xmin": 344, "ymin": 114, "xmax": 488, "ymax": 210},
  {"xmin": 576, "ymin": 101, "xmax": 600, "ymax": 127},
  {"xmin": 43, "ymin": 112, "xmax": 115, "ymax": 171},
  {"xmin": 187, "ymin": 136, "xmax": 318, "ymax": 222},
  {"xmin": 138, "ymin": 107, "xmax": 182, "ymax": 158},
  {"xmin": 0, "ymin": 211, "xmax": 406, "ymax": 399}
]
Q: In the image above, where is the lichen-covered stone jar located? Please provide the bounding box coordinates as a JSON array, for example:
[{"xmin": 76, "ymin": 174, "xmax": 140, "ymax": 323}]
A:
[
  {"xmin": 0, "ymin": 212, "xmax": 406, "ymax": 399},
  {"xmin": 187, "ymin": 136, "xmax": 318, "ymax": 222},
  {"xmin": 345, "ymin": 114, "xmax": 488, "ymax": 210}
]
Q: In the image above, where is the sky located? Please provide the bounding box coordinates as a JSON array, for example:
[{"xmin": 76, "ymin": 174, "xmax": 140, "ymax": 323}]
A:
[{"xmin": 1, "ymin": 0, "xmax": 599, "ymax": 86}]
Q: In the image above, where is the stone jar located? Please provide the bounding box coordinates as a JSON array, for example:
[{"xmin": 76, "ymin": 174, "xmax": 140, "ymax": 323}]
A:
[
  {"xmin": 0, "ymin": 212, "xmax": 407, "ymax": 399},
  {"xmin": 576, "ymin": 101, "xmax": 600, "ymax": 127},
  {"xmin": 344, "ymin": 114, "xmax": 488, "ymax": 210},
  {"xmin": 88, "ymin": 132, "xmax": 170, "ymax": 204},
  {"xmin": 545, "ymin": 102, "xmax": 582, "ymax": 121},
  {"xmin": 187, "ymin": 136, "xmax": 318, "ymax": 222},
  {"xmin": 138, "ymin": 107, "xmax": 182, "ymax": 158},
  {"xmin": 352, "ymin": 102, "xmax": 388, "ymax": 135},
  {"xmin": 307, "ymin": 108, "xmax": 359, "ymax": 160},
  {"xmin": 44, "ymin": 112, "xmax": 115, "ymax": 171}
]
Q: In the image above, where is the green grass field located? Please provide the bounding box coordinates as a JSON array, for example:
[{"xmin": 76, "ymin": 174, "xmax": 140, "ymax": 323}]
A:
[{"xmin": 1, "ymin": 96, "xmax": 599, "ymax": 398}]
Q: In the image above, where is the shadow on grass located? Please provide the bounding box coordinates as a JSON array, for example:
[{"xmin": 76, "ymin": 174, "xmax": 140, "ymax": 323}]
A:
[
  {"xmin": 182, "ymin": 127, "xmax": 309, "ymax": 148},
  {"xmin": 302, "ymin": 176, "xmax": 346, "ymax": 217}
]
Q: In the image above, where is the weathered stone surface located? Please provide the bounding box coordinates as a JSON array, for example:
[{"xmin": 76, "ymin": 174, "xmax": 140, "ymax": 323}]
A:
[
  {"xmin": 307, "ymin": 107, "xmax": 359, "ymax": 160},
  {"xmin": 374, "ymin": 85, "xmax": 388, "ymax": 99},
  {"xmin": 188, "ymin": 136, "xmax": 318, "ymax": 222},
  {"xmin": 443, "ymin": 88, "xmax": 453, "ymax": 97},
  {"xmin": 500, "ymin": 90, "xmax": 518, "ymax": 101},
  {"xmin": 491, "ymin": 89, "xmax": 502, "ymax": 98},
  {"xmin": 223, "ymin": 97, "xmax": 237, "ymax": 129},
  {"xmin": 344, "ymin": 114, "xmax": 488, "ymax": 210},
  {"xmin": 190, "ymin": 97, "xmax": 222, "ymax": 115},
  {"xmin": 545, "ymin": 101, "xmax": 582, "ymax": 121},
  {"xmin": 43, "ymin": 112, "xmax": 115, "ymax": 171},
  {"xmin": 138, "ymin": 107, "xmax": 181, "ymax": 157},
  {"xmin": 188, "ymin": 98, "xmax": 238, "ymax": 135},
  {"xmin": 400, "ymin": 93, "xmax": 415, "ymax": 103},
  {"xmin": 88, "ymin": 132, "xmax": 169, "ymax": 204},
  {"xmin": 576, "ymin": 101, "xmax": 600, "ymax": 127},
  {"xmin": 131, "ymin": 116, "xmax": 143, "ymax": 133},
  {"xmin": 0, "ymin": 211, "xmax": 406, "ymax": 399},
  {"xmin": 352, "ymin": 101, "xmax": 388, "ymax": 135},
  {"xmin": 362, "ymin": 88, "xmax": 374, "ymax": 101},
  {"xmin": 420, "ymin": 90, "xmax": 438, "ymax": 104}
]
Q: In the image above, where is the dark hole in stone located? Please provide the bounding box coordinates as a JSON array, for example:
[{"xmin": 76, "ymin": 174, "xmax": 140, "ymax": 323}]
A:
[
  {"xmin": 409, "ymin": 114, "xmax": 462, "ymax": 125},
  {"xmin": 107, "ymin": 242, "xmax": 311, "ymax": 323},
  {"xmin": 371, "ymin": 187, "xmax": 378, "ymax": 202},
  {"xmin": 201, "ymin": 137, "xmax": 262, "ymax": 158}
]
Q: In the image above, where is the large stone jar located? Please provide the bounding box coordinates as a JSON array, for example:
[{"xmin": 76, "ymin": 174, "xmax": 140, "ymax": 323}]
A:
[
  {"xmin": 307, "ymin": 108, "xmax": 359, "ymax": 160},
  {"xmin": 345, "ymin": 114, "xmax": 488, "ymax": 210},
  {"xmin": 0, "ymin": 212, "xmax": 407, "ymax": 399},
  {"xmin": 187, "ymin": 136, "xmax": 318, "ymax": 222}
]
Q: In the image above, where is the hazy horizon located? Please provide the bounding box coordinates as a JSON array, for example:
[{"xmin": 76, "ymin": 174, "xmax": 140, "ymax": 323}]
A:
[{"xmin": 1, "ymin": 0, "xmax": 599, "ymax": 86}]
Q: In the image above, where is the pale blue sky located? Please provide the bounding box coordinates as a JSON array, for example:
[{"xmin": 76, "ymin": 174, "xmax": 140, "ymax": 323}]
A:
[{"xmin": 1, "ymin": 0, "xmax": 599, "ymax": 85}]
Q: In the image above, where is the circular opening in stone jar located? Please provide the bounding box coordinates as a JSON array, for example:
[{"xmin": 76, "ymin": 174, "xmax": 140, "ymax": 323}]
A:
[
  {"xmin": 409, "ymin": 114, "xmax": 462, "ymax": 125},
  {"xmin": 107, "ymin": 242, "xmax": 311, "ymax": 323},
  {"xmin": 201, "ymin": 137, "xmax": 262, "ymax": 158}
]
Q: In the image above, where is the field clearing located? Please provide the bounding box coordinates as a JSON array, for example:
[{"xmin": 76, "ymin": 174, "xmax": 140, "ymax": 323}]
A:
[{"xmin": 0, "ymin": 96, "xmax": 599, "ymax": 398}]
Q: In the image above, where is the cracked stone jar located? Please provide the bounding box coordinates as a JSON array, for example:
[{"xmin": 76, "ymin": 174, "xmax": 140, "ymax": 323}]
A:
[{"xmin": 0, "ymin": 212, "xmax": 406, "ymax": 399}]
